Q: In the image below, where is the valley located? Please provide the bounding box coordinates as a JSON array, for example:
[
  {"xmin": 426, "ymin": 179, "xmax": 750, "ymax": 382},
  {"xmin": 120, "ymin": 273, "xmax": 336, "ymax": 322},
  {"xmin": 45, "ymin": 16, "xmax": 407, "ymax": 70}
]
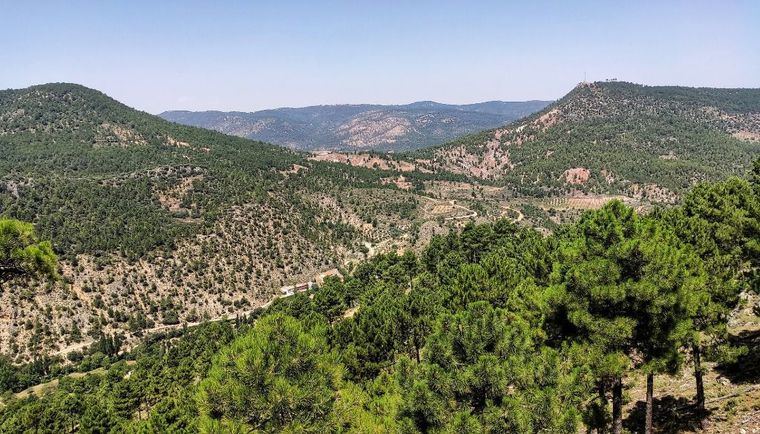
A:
[
  {"xmin": 0, "ymin": 81, "xmax": 758, "ymax": 434},
  {"xmin": 4, "ymin": 3, "xmax": 760, "ymax": 432},
  {"xmin": 2, "ymin": 81, "xmax": 759, "ymax": 363}
]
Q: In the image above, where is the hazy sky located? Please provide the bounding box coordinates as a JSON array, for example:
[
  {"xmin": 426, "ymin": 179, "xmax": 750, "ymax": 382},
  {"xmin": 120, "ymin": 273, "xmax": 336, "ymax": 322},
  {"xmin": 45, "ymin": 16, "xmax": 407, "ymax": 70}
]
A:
[{"xmin": 2, "ymin": 0, "xmax": 758, "ymax": 113}]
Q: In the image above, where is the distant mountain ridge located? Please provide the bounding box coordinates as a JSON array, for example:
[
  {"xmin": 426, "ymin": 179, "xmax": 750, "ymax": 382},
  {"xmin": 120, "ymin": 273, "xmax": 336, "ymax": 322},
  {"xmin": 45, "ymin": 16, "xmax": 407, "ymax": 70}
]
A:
[{"xmin": 159, "ymin": 100, "xmax": 551, "ymax": 151}]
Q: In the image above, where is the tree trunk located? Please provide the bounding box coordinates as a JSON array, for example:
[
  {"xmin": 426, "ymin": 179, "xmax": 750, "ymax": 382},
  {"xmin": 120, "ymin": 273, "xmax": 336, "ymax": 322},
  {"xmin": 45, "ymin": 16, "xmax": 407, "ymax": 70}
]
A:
[
  {"xmin": 645, "ymin": 373, "xmax": 654, "ymax": 434},
  {"xmin": 612, "ymin": 376, "xmax": 623, "ymax": 434},
  {"xmin": 693, "ymin": 344, "xmax": 705, "ymax": 413},
  {"xmin": 598, "ymin": 381, "xmax": 608, "ymax": 434}
]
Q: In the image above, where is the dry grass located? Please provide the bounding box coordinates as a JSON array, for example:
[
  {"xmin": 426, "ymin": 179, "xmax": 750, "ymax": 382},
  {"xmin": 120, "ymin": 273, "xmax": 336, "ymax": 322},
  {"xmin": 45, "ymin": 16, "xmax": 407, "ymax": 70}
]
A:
[{"xmin": 620, "ymin": 296, "xmax": 760, "ymax": 433}]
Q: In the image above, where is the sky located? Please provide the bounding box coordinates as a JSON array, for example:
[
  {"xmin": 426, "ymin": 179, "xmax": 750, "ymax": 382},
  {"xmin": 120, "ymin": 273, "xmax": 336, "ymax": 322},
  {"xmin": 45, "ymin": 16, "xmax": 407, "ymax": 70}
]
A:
[{"xmin": 1, "ymin": 0, "xmax": 759, "ymax": 114}]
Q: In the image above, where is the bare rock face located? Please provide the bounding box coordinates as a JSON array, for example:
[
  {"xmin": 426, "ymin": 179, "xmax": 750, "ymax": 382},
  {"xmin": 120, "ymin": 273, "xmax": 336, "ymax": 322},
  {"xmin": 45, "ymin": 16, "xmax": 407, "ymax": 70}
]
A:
[{"xmin": 563, "ymin": 167, "xmax": 591, "ymax": 185}]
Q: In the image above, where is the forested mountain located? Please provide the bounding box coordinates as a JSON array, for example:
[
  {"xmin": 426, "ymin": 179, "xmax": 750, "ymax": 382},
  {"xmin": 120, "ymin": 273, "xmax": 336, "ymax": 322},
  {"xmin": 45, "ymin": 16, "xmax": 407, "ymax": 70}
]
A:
[
  {"xmin": 2, "ymin": 82, "xmax": 759, "ymax": 363},
  {"xmin": 0, "ymin": 83, "xmax": 434, "ymax": 361},
  {"xmin": 159, "ymin": 100, "xmax": 551, "ymax": 151},
  {"xmin": 403, "ymin": 81, "xmax": 760, "ymax": 198},
  {"xmin": 1, "ymin": 82, "xmax": 759, "ymax": 433}
]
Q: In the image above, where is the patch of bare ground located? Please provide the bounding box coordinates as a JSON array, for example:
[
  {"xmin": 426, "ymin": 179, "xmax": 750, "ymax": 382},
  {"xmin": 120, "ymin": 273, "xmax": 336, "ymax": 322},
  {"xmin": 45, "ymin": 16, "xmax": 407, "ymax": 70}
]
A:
[
  {"xmin": 601, "ymin": 169, "xmax": 616, "ymax": 184},
  {"xmin": 628, "ymin": 183, "xmax": 678, "ymax": 204},
  {"xmin": 621, "ymin": 364, "xmax": 760, "ymax": 433},
  {"xmin": 279, "ymin": 164, "xmax": 308, "ymax": 175},
  {"xmin": 540, "ymin": 194, "xmax": 636, "ymax": 210},
  {"xmin": 563, "ymin": 167, "xmax": 591, "ymax": 184},
  {"xmin": 616, "ymin": 294, "xmax": 760, "ymax": 434},
  {"xmin": 702, "ymin": 107, "xmax": 760, "ymax": 141},
  {"xmin": 532, "ymin": 107, "xmax": 562, "ymax": 130},
  {"xmin": 165, "ymin": 136, "xmax": 190, "ymax": 148},
  {"xmin": 342, "ymin": 306, "xmax": 359, "ymax": 319},
  {"xmin": 309, "ymin": 151, "xmax": 417, "ymax": 172},
  {"xmin": 155, "ymin": 174, "xmax": 203, "ymax": 214},
  {"xmin": 93, "ymin": 123, "xmax": 147, "ymax": 147},
  {"xmin": 500, "ymin": 205, "xmax": 524, "ymax": 222},
  {"xmin": 420, "ymin": 197, "xmax": 470, "ymax": 220},
  {"xmin": 423, "ymin": 180, "xmax": 501, "ymax": 197},
  {"xmin": 734, "ymin": 131, "xmax": 760, "ymax": 142},
  {"xmin": 381, "ymin": 175, "xmax": 413, "ymax": 190},
  {"xmin": 427, "ymin": 139, "xmax": 512, "ymax": 180}
]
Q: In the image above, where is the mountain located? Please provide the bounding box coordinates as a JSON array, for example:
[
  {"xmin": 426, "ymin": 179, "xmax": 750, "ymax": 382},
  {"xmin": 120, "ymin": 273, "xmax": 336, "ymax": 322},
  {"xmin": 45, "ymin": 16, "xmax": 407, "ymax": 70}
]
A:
[
  {"xmin": 1, "ymin": 83, "xmax": 758, "ymax": 434},
  {"xmin": 159, "ymin": 100, "xmax": 551, "ymax": 151},
  {"xmin": 2, "ymin": 81, "xmax": 759, "ymax": 362},
  {"xmin": 0, "ymin": 83, "xmax": 434, "ymax": 361},
  {"xmin": 402, "ymin": 81, "xmax": 760, "ymax": 199}
]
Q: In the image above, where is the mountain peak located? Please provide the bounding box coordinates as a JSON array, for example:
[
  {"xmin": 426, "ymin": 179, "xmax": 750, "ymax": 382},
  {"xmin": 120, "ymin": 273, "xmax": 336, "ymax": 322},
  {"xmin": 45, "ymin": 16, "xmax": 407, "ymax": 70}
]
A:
[{"xmin": 410, "ymin": 83, "xmax": 760, "ymax": 196}]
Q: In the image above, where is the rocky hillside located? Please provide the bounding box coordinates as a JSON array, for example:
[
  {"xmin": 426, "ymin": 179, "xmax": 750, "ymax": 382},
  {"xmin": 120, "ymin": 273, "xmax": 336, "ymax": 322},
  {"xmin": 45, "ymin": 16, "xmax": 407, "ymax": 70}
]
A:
[
  {"xmin": 159, "ymin": 100, "xmax": 551, "ymax": 151},
  {"xmin": 0, "ymin": 83, "xmax": 426, "ymax": 361},
  {"xmin": 409, "ymin": 82, "xmax": 760, "ymax": 199}
]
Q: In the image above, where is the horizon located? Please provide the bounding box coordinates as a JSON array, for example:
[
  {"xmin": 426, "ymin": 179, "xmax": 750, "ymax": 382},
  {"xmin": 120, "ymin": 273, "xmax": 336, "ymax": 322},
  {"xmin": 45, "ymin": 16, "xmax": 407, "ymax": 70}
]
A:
[
  {"xmin": 157, "ymin": 98, "xmax": 557, "ymax": 114},
  {"xmin": 2, "ymin": 1, "xmax": 759, "ymax": 114},
  {"xmin": 10, "ymin": 79, "xmax": 759, "ymax": 116}
]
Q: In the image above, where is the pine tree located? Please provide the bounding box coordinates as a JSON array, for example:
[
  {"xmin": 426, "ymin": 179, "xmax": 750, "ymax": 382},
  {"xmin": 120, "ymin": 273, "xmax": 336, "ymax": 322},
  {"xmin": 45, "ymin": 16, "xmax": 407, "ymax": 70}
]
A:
[
  {"xmin": 551, "ymin": 201, "xmax": 702, "ymax": 433},
  {"xmin": 196, "ymin": 314, "xmax": 343, "ymax": 431},
  {"xmin": 662, "ymin": 177, "xmax": 760, "ymax": 413},
  {"xmin": 0, "ymin": 219, "xmax": 57, "ymax": 281}
]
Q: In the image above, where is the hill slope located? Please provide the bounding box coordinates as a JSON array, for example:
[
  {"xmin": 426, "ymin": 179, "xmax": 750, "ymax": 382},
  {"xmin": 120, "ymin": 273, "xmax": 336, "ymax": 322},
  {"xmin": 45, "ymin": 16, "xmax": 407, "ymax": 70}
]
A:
[
  {"xmin": 408, "ymin": 81, "xmax": 760, "ymax": 199},
  {"xmin": 0, "ymin": 83, "xmax": 427, "ymax": 360},
  {"xmin": 159, "ymin": 100, "xmax": 551, "ymax": 152}
]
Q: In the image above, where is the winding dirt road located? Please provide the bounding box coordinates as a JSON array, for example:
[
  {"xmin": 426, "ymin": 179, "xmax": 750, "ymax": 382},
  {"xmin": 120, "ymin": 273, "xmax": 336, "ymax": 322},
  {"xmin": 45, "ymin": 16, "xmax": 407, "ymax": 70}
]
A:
[{"xmin": 500, "ymin": 205, "xmax": 524, "ymax": 223}]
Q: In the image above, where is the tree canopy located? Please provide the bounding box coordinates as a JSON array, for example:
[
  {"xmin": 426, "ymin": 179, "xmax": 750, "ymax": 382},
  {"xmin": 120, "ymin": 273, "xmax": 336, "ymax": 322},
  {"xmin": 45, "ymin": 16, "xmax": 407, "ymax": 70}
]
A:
[{"xmin": 0, "ymin": 218, "xmax": 57, "ymax": 280}]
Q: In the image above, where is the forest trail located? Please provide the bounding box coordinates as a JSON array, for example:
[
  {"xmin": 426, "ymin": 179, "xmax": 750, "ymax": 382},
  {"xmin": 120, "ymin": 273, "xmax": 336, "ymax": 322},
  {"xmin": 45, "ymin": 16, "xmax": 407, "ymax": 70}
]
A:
[
  {"xmin": 420, "ymin": 195, "xmax": 477, "ymax": 220},
  {"xmin": 445, "ymin": 202, "xmax": 477, "ymax": 220}
]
